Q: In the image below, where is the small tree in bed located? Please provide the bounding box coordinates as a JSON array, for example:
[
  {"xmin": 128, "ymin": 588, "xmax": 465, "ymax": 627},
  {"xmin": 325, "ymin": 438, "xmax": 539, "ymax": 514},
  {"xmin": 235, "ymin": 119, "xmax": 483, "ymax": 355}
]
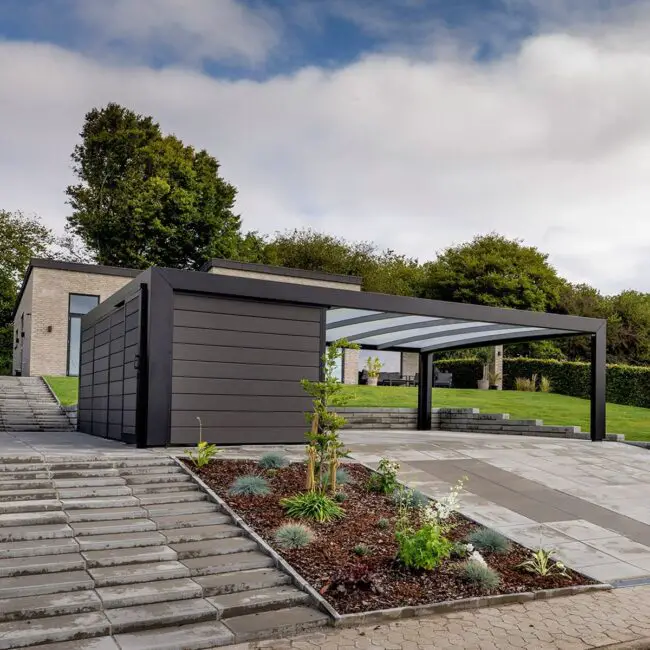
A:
[{"xmin": 301, "ymin": 339, "xmax": 359, "ymax": 494}]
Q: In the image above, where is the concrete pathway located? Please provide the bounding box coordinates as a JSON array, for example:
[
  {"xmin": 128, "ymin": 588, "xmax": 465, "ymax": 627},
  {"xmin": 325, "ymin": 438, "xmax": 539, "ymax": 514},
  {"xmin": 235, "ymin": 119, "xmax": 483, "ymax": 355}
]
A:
[{"xmin": 230, "ymin": 584, "xmax": 650, "ymax": 649}]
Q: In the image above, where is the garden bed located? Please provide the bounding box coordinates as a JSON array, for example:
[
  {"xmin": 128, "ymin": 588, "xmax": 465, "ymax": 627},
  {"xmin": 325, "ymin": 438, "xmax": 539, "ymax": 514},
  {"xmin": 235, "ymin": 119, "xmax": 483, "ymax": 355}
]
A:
[{"xmin": 189, "ymin": 458, "xmax": 597, "ymax": 615}]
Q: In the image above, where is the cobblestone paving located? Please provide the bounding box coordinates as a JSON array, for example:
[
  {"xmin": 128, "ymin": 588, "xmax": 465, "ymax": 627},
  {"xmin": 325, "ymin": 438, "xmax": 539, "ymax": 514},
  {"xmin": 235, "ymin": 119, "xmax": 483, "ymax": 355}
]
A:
[{"xmin": 229, "ymin": 585, "xmax": 650, "ymax": 649}]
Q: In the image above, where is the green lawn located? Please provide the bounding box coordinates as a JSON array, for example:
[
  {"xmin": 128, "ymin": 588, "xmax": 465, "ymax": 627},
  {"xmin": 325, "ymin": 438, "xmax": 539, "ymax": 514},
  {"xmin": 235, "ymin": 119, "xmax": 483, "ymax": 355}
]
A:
[
  {"xmin": 341, "ymin": 385, "xmax": 650, "ymax": 442},
  {"xmin": 43, "ymin": 376, "xmax": 79, "ymax": 406},
  {"xmin": 42, "ymin": 375, "xmax": 650, "ymax": 442}
]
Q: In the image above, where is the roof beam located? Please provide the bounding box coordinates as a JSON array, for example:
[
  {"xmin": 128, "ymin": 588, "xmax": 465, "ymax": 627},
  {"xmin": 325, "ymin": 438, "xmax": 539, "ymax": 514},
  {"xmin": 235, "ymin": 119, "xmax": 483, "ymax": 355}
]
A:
[
  {"xmin": 328, "ymin": 317, "xmax": 457, "ymax": 342},
  {"xmin": 420, "ymin": 328, "xmax": 573, "ymax": 352},
  {"xmin": 376, "ymin": 323, "xmax": 518, "ymax": 350}
]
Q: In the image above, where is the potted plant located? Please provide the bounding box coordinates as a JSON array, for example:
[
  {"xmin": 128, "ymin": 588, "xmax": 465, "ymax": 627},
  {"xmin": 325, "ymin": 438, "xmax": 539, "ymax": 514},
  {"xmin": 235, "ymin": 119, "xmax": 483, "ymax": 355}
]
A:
[
  {"xmin": 475, "ymin": 347, "xmax": 491, "ymax": 390},
  {"xmin": 365, "ymin": 356, "xmax": 383, "ymax": 386},
  {"xmin": 488, "ymin": 369, "xmax": 501, "ymax": 390}
]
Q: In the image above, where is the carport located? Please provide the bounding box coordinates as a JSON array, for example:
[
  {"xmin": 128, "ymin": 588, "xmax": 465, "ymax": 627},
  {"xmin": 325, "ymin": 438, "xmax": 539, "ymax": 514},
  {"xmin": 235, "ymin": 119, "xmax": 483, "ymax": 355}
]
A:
[{"xmin": 78, "ymin": 266, "xmax": 606, "ymax": 446}]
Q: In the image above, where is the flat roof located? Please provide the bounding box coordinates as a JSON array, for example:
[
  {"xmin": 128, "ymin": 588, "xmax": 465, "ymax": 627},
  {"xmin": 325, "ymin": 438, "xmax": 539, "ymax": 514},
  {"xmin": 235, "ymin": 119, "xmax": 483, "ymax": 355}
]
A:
[{"xmin": 201, "ymin": 258, "xmax": 363, "ymax": 286}]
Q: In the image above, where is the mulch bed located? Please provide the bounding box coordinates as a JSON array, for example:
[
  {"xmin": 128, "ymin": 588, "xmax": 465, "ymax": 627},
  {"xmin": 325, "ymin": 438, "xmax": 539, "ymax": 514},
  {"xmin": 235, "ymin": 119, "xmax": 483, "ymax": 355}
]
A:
[{"xmin": 191, "ymin": 458, "xmax": 596, "ymax": 614}]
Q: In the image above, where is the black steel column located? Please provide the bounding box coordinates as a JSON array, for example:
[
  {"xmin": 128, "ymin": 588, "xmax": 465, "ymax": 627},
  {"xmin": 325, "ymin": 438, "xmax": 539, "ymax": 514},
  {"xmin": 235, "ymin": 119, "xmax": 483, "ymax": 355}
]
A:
[
  {"xmin": 590, "ymin": 327, "xmax": 606, "ymax": 441},
  {"xmin": 135, "ymin": 283, "xmax": 149, "ymax": 449},
  {"xmin": 417, "ymin": 352, "xmax": 433, "ymax": 430}
]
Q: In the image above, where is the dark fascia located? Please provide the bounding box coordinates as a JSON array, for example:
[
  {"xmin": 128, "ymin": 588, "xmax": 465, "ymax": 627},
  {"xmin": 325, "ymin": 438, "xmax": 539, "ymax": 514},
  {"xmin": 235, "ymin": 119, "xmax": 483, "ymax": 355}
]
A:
[
  {"xmin": 156, "ymin": 267, "xmax": 605, "ymax": 335},
  {"xmin": 201, "ymin": 258, "xmax": 363, "ymax": 286},
  {"xmin": 12, "ymin": 258, "xmax": 141, "ymax": 320}
]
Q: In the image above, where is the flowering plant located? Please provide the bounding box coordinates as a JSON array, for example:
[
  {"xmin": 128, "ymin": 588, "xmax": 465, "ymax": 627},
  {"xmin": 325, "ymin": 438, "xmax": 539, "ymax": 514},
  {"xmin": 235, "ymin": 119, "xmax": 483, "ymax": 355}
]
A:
[{"xmin": 421, "ymin": 477, "xmax": 467, "ymax": 527}]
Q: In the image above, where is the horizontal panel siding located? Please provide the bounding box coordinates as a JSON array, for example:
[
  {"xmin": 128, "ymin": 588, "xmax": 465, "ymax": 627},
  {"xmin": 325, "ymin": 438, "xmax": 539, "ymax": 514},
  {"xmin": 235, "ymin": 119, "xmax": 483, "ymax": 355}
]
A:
[{"xmin": 170, "ymin": 294, "xmax": 321, "ymax": 445}]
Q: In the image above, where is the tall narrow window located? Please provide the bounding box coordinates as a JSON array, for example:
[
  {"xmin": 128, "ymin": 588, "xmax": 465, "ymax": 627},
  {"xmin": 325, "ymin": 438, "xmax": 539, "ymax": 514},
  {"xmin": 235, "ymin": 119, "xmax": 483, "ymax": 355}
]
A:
[{"xmin": 67, "ymin": 294, "xmax": 99, "ymax": 376}]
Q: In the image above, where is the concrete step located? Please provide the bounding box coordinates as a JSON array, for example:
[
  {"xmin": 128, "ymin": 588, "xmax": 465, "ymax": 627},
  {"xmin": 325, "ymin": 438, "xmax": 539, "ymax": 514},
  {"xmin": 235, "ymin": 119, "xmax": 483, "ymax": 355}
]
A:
[
  {"xmin": 144, "ymin": 502, "xmax": 218, "ymax": 518},
  {"xmin": 0, "ymin": 570, "xmax": 93, "ymax": 599},
  {"xmin": 57, "ymin": 486, "xmax": 132, "ymax": 499},
  {"xmin": 137, "ymin": 492, "xmax": 207, "ymax": 506},
  {"xmin": 0, "ymin": 537, "xmax": 79, "ymax": 559},
  {"xmin": 104, "ymin": 598, "xmax": 217, "ymax": 634},
  {"xmin": 0, "ymin": 480, "xmax": 51, "ymax": 491},
  {"xmin": 0, "ymin": 489, "xmax": 56, "ymax": 502},
  {"xmin": 53, "ymin": 478, "xmax": 127, "ymax": 489},
  {"xmin": 223, "ymin": 605, "xmax": 329, "ymax": 643},
  {"xmin": 0, "ymin": 635, "xmax": 118, "ymax": 650},
  {"xmin": 208, "ymin": 586, "xmax": 310, "ymax": 619},
  {"xmin": 125, "ymin": 474, "xmax": 191, "ymax": 485},
  {"xmin": 171, "ymin": 537, "xmax": 257, "ymax": 560},
  {"xmin": 77, "ymin": 531, "xmax": 167, "ymax": 552},
  {"xmin": 0, "ymin": 523, "xmax": 73, "ymax": 543},
  {"xmin": 112, "ymin": 619, "xmax": 233, "ymax": 650},
  {"xmin": 62, "ymin": 496, "xmax": 141, "ymax": 510},
  {"xmin": 88, "ymin": 561, "xmax": 190, "ymax": 587},
  {"xmin": 130, "ymin": 483, "xmax": 200, "ymax": 495},
  {"xmin": 0, "ymin": 511, "xmax": 67, "ymax": 527},
  {"xmin": 0, "ymin": 499, "xmax": 61, "ymax": 514},
  {"xmin": 194, "ymin": 568, "xmax": 291, "ymax": 597},
  {"xmin": 67, "ymin": 506, "xmax": 149, "ymax": 523},
  {"xmin": 112, "ymin": 458, "xmax": 177, "ymax": 468},
  {"xmin": 0, "ymin": 610, "xmax": 109, "ymax": 650},
  {"xmin": 0, "ymin": 553, "xmax": 85, "ymax": 578},
  {"xmin": 152, "ymin": 512, "xmax": 229, "ymax": 530},
  {"xmin": 83, "ymin": 545, "xmax": 177, "ymax": 568},
  {"xmin": 51, "ymin": 469, "xmax": 120, "ymax": 479},
  {"xmin": 0, "ymin": 589, "xmax": 101, "ymax": 623},
  {"xmin": 48, "ymin": 462, "xmax": 113, "ymax": 471},
  {"xmin": 71, "ymin": 519, "xmax": 157, "ymax": 537},
  {"xmin": 0, "ymin": 471, "xmax": 50, "ymax": 481},
  {"xmin": 119, "ymin": 466, "xmax": 182, "ymax": 476},
  {"xmin": 0, "ymin": 464, "xmax": 46, "ymax": 473},
  {"xmin": 163, "ymin": 524, "xmax": 241, "ymax": 544},
  {"xmin": 97, "ymin": 577, "xmax": 203, "ymax": 609},
  {"xmin": 181, "ymin": 551, "xmax": 273, "ymax": 577}
]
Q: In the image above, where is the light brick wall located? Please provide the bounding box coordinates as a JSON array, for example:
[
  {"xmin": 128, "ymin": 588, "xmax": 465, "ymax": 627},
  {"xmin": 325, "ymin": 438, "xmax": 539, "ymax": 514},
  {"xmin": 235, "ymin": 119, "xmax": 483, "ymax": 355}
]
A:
[
  {"xmin": 342, "ymin": 348, "xmax": 360, "ymax": 384},
  {"xmin": 207, "ymin": 267, "xmax": 361, "ymax": 291},
  {"xmin": 401, "ymin": 352, "xmax": 419, "ymax": 378},
  {"xmin": 27, "ymin": 268, "xmax": 133, "ymax": 376},
  {"xmin": 12, "ymin": 274, "xmax": 34, "ymax": 376},
  {"xmin": 489, "ymin": 345, "xmax": 504, "ymax": 389}
]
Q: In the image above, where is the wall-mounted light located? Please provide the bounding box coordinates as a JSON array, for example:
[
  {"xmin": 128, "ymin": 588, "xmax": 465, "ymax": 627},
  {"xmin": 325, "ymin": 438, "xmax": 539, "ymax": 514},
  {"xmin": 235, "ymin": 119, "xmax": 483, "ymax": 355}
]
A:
[{"xmin": 47, "ymin": 325, "xmax": 53, "ymax": 333}]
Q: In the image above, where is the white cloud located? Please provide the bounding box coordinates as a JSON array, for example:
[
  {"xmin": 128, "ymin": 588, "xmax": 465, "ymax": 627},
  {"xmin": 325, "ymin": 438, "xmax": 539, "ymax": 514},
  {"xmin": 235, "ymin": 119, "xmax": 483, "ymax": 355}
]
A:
[
  {"xmin": 3, "ymin": 12, "xmax": 650, "ymax": 294},
  {"xmin": 72, "ymin": 0, "xmax": 281, "ymax": 67}
]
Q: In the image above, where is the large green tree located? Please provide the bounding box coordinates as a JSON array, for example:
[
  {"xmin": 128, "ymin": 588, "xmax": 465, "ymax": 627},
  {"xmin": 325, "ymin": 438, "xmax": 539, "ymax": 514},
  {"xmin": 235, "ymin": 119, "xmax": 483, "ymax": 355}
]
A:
[
  {"xmin": 0, "ymin": 211, "xmax": 53, "ymax": 373},
  {"xmin": 421, "ymin": 233, "xmax": 566, "ymax": 311},
  {"xmin": 66, "ymin": 103, "xmax": 244, "ymax": 269}
]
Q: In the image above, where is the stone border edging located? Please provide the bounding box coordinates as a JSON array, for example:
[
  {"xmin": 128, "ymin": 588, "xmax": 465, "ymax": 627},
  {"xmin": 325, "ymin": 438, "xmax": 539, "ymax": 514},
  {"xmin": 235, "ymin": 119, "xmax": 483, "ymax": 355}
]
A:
[
  {"xmin": 171, "ymin": 456, "xmax": 341, "ymax": 625},
  {"xmin": 597, "ymin": 639, "xmax": 650, "ymax": 649},
  {"xmin": 173, "ymin": 456, "xmax": 612, "ymax": 630},
  {"xmin": 40, "ymin": 376, "xmax": 78, "ymax": 427}
]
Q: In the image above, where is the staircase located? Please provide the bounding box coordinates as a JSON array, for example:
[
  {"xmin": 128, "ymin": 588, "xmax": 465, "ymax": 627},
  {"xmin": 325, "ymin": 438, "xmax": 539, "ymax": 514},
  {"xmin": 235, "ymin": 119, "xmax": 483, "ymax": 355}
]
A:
[
  {"xmin": 0, "ymin": 378, "xmax": 74, "ymax": 432},
  {"xmin": 0, "ymin": 455, "xmax": 329, "ymax": 649}
]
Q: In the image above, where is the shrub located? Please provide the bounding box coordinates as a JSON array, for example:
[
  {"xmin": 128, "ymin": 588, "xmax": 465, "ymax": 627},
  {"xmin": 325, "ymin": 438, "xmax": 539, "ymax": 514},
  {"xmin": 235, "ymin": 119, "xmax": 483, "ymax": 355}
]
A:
[
  {"xmin": 281, "ymin": 491, "xmax": 345, "ymax": 523},
  {"xmin": 467, "ymin": 528, "xmax": 511, "ymax": 554},
  {"xmin": 334, "ymin": 491, "xmax": 347, "ymax": 503},
  {"xmin": 451, "ymin": 541, "xmax": 470, "ymax": 559},
  {"xmin": 518, "ymin": 548, "xmax": 568, "ymax": 577},
  {"xmin": 324, "ymin": 467, "xmax": 351, "ymax": 486},
  {"xmin": 353, "ymin": 543, "xmax": 371, "ymax": 556},
  {"xmin": 184, "ymin": 417, "xmax": 221, "ymax": 468},
  {"xmin": 462, "ymin": 561, "xmax": 501, "ymax": 591},
  {"xmin": 377, "ymin": 518, "xmax": 390, "ymax": 530},
  {"xmin": 258, "ymin": 453, "xmax": 289, "ymax": 469},
  {"xmin": 540, "ymin": 376, "xmax": 552, "ymax": 393},
  {"xmin": 228, "ymin": 475, "xmax": 271, "ymax": 497},
  {"xmin": 368, "ymin": 458, "xmax": 400, "ymax": 494},
  {"xmin": 514, "ymin": 376, "xmax": 535, "ymax": 392},
  {"xmin": 396, "ymin": 524, "xmax": 453, "ymax": 570},
  {"xmin": 392, "ymin": 487, "xmax": 429, "ymax": 509},
  {"xmin": 274, "ymin": 523, "xmax": 314, "ymax": 549}
]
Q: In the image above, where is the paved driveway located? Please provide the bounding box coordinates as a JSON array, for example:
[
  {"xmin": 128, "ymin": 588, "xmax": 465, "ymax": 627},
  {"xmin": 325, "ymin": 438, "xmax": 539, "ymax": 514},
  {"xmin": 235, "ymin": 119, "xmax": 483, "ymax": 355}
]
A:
[{"xmin": 344, "ymin": 430, "xmax": 650, "ymax": 585}]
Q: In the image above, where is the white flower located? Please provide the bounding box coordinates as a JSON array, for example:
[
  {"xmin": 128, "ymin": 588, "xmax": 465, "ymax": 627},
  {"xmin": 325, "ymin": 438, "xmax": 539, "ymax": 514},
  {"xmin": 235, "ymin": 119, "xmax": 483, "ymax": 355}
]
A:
[
  {"xmin": 470, "ymin": 550, "xmax": 487, "ymax": 567},
  {"xmin": 465, "ymin": 544, "xmax": 474, "ymax": 554}
]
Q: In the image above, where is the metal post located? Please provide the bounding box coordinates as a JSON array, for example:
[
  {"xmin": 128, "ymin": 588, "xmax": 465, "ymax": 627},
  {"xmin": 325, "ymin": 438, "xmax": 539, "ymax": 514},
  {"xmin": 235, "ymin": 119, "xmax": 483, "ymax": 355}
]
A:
[
  {"xmin": 590, "ymin": 327, "xmax": 606, "ymax": 441},
  {"xmin": 417, "ymin": 352, "xmax": 433, "ymax": 430}
]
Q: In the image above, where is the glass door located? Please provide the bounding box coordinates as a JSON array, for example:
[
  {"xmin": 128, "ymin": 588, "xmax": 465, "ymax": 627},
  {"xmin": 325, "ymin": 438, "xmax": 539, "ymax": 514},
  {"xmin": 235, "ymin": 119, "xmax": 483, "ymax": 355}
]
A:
[{"xmin": 67, "ymin": 294, "xmax": 99, "ymax": 376}]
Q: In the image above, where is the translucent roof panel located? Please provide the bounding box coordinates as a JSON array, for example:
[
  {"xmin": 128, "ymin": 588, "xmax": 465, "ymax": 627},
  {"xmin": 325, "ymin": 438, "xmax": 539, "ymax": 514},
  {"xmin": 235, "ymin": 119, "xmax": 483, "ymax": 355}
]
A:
[{"xmin": 325, "ymin": 308, "xmax": 574, "ymax": 352}]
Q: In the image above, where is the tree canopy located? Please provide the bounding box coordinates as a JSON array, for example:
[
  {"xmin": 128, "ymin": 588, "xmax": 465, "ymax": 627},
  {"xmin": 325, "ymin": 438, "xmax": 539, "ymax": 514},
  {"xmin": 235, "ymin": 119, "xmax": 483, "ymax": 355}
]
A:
[
  {"xmin": 0, "ymin": 211, "xmax": 54, "ymax": 373},
  {"xmin": 66, "ymin": 103, "xmax": 245, "ymax": 270}
]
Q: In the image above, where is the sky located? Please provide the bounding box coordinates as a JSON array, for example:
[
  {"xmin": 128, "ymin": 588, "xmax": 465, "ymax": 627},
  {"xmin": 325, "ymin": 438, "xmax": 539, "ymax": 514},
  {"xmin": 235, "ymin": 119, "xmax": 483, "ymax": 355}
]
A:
[{"xmin": 2, "ymin": 0, "xmax": 650, "ymax": 294}]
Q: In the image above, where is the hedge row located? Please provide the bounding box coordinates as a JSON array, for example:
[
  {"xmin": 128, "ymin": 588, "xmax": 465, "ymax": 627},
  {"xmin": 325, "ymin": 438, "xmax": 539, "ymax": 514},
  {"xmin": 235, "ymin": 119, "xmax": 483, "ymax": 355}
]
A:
[{"xmin": 435, "ymin": 357, "xmax": 650, "ymax": 409}]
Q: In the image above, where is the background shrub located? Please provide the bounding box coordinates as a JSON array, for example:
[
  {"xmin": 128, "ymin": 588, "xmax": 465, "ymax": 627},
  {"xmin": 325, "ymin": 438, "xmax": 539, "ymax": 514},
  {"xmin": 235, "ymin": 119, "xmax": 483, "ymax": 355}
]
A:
[
  {"xmin": 274, "ymin": 523, "xmax": 314, "ymax": 549},
  {"xmin": 258, "ymin": 452, "xmax": 289, "ymax": 469},
  {"xmin": 462, "ymin": 561, "xmax": 501, "ymax": 591},
  {"xmin": 280, "ymin": 491, "xmax": 345, "ymax": 523},
  {"xmin": 436, "ymin": 357, "xmax": 650, "ymax": 409},
  {"xmin": 467, "ymin": 528, "xmax": 511, "ymax": 554},
  {"xmin": 228, "ymin": 475, "xmax": 271, "ymax": 496},
  {"xmin": 324, "ymin": 467, "xmax": 351, "ymax": 486},
  {"xmin": 392, "ymin": 487, "xmax": 429, "ymax": 509}
]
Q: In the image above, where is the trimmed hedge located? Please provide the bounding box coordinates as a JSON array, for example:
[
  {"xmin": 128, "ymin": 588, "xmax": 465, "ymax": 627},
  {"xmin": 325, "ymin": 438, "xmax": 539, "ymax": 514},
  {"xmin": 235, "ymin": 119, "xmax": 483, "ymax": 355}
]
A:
[{"xmin": 436, "ymin": 357, "xmax": 650, "ymax": 409}]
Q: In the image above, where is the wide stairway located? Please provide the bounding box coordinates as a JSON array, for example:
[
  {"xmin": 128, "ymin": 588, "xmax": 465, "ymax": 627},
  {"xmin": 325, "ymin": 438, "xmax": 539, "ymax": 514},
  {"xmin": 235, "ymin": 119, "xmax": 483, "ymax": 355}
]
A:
[
  {"xmin": 0, "ymin": 455, "xmax": 328, "ymax": 649},
  {"xmin": 0, "ymin": 378, "xmax": 74, "ymax": 432}
]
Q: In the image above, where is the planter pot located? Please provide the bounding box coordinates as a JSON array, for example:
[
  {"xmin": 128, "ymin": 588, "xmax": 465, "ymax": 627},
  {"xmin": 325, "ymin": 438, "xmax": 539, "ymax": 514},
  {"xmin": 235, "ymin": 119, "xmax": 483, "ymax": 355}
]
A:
[
  {"xmin": 367, "ymin": 376, "xmax": 379, "ymax": 386},
  {"xmin": 477, "ymin": 379, "xmax": 489, "ymax": 390}
]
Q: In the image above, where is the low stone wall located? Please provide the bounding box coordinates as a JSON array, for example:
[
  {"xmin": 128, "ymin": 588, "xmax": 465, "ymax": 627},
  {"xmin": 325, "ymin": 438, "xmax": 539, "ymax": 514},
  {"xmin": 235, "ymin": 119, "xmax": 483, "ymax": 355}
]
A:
[{"xmin": 339, "ymin": 406, "xmax": 624, "ymax": 441}]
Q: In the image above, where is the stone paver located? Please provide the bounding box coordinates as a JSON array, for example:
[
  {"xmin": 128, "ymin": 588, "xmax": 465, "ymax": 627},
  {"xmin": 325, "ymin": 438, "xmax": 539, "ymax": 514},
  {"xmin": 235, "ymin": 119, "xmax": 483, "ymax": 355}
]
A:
[{"xmin": 229, "ymin": 585, "xmax": 650, "ymax": 649}]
